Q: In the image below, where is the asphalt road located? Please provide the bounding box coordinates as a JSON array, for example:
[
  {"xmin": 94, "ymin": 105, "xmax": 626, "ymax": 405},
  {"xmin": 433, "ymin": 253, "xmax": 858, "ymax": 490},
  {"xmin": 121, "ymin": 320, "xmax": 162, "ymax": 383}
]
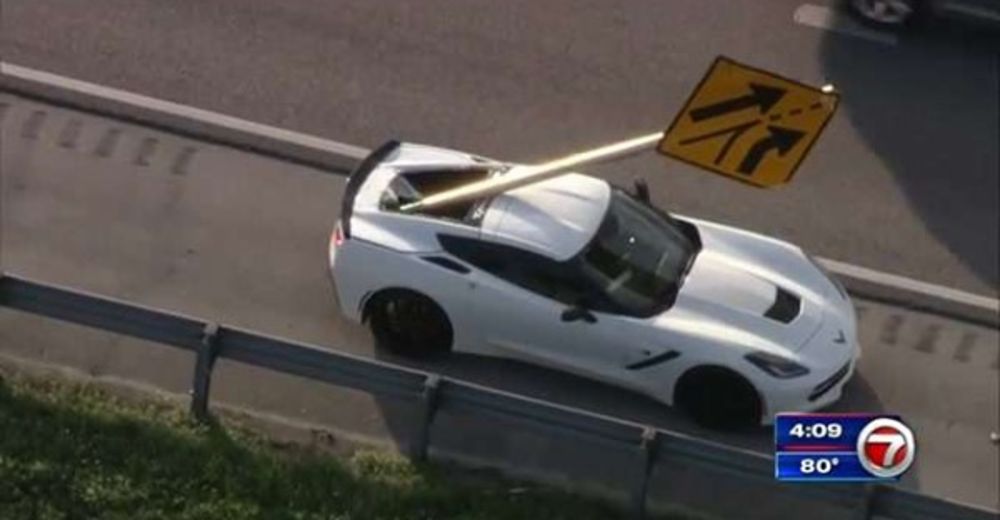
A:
[
  {"xmin": 1, "ymin": 0, "xmax": 998, "ymax": 512},
  {"xmin": 2, "ymin": 0, "xmax": 998, "ymax": 296},
  {"xmin": 1, "ymin": 94, "xmax": 997, "ymax": 509}
]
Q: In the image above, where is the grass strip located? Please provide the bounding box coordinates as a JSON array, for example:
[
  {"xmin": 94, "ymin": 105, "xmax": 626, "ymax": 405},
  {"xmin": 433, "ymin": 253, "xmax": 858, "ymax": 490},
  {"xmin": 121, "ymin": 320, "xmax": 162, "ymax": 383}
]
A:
[{"xmin": 0, "ymin": 371, "xmax": 695, "ymax": 520}]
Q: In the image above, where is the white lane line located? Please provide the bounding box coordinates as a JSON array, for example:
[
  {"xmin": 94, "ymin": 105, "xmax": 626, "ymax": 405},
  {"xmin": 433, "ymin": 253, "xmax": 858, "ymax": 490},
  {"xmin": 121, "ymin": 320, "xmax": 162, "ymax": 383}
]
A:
[{"xmin": 793, "ymin": 3, "xmax": 899, "ymax": 46}]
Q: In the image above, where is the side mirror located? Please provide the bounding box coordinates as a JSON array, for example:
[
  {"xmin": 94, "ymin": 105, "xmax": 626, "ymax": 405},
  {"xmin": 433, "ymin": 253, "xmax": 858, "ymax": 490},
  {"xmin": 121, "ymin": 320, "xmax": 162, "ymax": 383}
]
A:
[
  {"xmin": 561, "ymin": 305, "xmax": 597, "ymax": 324},
  {"xmin": 633, "ymin": 177, "xmax": 650, "ymax": 204}
]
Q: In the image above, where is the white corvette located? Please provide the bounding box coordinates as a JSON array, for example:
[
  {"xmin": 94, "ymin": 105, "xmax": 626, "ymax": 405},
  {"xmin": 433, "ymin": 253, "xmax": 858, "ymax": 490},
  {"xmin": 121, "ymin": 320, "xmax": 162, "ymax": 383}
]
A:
[{"xmin": 329, "ymin": 140, "xmax": 861, "ymax": 429}]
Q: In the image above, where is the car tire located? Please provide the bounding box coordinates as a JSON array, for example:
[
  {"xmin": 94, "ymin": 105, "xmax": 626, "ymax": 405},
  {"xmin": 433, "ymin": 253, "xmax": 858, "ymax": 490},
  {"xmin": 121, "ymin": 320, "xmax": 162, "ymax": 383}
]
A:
[
  {"xmin": 846, "ymin": 0, "xmax": 921, "ymax": 28},
  {"xmin": 365, "ymin": 289, "xmax": 453, "ymax": 359},
  {"xmin": 675, "ymin": 367, "xmax": 762, "ymax": 430}
]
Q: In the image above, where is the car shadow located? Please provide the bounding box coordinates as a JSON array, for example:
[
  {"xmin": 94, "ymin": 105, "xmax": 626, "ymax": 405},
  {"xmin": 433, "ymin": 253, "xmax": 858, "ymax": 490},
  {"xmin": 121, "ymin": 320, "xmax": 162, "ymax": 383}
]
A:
[{"xmin": 818, "ymin": 15, "xmax": 1000, "ymax": 293}]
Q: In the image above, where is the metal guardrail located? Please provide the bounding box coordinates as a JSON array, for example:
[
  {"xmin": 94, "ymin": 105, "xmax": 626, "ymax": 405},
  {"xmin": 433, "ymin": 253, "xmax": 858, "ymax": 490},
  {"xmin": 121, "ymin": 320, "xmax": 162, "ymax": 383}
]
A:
[{"xmin": 1, "ymin": 273, "xmax": 995, "ymax": 520}]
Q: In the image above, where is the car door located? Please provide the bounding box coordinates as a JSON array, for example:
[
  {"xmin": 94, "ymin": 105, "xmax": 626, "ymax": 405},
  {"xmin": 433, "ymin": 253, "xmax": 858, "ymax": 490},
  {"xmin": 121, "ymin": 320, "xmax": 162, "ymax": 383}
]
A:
[{"xmin": 439, "ymin": 234, "xmax": 641, "ymax": 383}]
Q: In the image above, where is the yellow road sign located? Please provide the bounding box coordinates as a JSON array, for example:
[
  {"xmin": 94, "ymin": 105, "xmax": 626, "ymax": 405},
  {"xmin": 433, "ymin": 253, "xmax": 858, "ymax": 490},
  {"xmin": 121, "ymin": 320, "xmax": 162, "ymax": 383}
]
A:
[{"xmin": 658, "ymin": 56, "xmax": 839, "ymax": 187}]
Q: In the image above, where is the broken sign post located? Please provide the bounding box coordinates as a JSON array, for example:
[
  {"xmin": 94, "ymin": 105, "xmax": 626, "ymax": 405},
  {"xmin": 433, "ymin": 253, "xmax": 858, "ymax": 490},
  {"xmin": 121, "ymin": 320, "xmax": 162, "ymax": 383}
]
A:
[
  {"xmin": 399, "ymin": 131, "xmax": 663, "ymax": 213},
  {"xmin": 400, "ymin": 56, "xmax": 838, "ymax": 214}
]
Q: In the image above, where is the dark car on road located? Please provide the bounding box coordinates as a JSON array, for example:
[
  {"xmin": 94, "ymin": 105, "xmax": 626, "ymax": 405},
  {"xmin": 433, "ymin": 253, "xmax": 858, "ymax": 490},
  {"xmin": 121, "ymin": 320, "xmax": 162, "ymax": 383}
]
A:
[{"xmin": 848, "ymin": 0, "xmax": 1000, "ymax": 27}]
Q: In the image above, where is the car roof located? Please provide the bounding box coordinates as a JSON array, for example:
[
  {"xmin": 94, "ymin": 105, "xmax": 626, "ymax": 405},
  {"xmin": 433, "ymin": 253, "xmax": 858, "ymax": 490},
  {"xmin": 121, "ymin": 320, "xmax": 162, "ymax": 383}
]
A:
[
  {"xmin": 480, "ymin": 173, "xmax": 611, "ymax": 260},
  {"xmin": 347, "ymin": 142, "xmax": 611, "ymax": 260}
]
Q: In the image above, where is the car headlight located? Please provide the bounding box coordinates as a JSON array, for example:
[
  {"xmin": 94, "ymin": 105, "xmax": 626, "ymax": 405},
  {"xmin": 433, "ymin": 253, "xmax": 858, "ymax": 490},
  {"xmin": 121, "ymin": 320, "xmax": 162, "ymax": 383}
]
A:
[{"xmin": 745, "ymin": 352, "xmax": 810, "ymax": 378}]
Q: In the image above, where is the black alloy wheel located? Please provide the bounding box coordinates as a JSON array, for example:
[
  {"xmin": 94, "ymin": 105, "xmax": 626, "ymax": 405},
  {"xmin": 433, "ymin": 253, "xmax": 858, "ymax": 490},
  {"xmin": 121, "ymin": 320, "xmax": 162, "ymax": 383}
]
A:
[{"xmin": 368, "ymin": 290, "xmax": 453, "ymax": 359}]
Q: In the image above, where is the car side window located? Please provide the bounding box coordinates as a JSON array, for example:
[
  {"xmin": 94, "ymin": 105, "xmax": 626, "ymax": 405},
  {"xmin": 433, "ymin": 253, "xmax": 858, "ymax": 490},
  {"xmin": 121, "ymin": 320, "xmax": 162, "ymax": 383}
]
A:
[{"xmin": 439, "ymin": 235, "xmax": 611, "ymax": 310}]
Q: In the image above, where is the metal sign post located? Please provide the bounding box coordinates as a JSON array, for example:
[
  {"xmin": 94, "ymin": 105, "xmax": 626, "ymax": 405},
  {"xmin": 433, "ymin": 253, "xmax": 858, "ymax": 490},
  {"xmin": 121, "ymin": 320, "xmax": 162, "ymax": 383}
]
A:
[
  {"xmin": 399, "ymin": 132, "xmax": 663, "ymax": 213},
  {"xmin": 400, "ymin": 55, "xmax": 838, "ymax": 214}
]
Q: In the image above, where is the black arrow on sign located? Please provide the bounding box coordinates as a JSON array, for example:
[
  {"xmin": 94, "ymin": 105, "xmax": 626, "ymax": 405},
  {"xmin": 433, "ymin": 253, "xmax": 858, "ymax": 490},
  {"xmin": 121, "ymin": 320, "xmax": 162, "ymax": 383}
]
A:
[
  {"xmin": 689, "ymin": 83, "xmax": 787, "ymax": 122},
  {"xmin": 737, "ymin": 125, "xmax": 805, "ymax": 175},
  {"xmin": 679, "ymin": 120, "xmax": 760, "ymax": 165}
]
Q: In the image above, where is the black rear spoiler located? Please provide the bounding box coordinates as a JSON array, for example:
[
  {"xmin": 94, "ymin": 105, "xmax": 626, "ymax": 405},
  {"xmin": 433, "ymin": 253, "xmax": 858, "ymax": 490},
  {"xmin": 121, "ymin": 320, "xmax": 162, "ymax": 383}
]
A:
[{"xmin": 341, "ymin": 140, "xmax": 401, "ymax": 239}]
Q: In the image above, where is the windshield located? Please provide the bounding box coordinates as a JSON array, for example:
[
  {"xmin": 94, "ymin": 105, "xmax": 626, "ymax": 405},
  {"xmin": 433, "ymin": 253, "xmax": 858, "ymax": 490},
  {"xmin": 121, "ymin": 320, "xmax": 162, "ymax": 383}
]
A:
[{"xmin": 577, "ymin": 189, "xmax": 697, "ymax": 316}]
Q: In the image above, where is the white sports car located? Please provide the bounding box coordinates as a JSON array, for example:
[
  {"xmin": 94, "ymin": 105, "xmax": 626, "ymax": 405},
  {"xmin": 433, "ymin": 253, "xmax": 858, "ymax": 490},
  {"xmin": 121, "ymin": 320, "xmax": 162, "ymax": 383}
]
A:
[{"xmin": 329, "ymin": 140, "xmax": 861, "ymax": 429}]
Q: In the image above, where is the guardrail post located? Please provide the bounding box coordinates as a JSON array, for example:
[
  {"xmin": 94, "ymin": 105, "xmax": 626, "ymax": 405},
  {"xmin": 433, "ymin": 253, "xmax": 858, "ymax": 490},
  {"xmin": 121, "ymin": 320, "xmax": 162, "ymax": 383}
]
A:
[
  {"xmin": 630, "ymin": 427, "xmax": 659, "ymax": 520},
  {"xmin": 190, "ymin": 322, "xmax": 220, "ymax": 422},
  {"xmin": 854, "ymin": 483, "xmax": 881, "ymax": 520},
  {"xmin": 410, "ymin": 375, "xmax": 441, "ymax": 462}
]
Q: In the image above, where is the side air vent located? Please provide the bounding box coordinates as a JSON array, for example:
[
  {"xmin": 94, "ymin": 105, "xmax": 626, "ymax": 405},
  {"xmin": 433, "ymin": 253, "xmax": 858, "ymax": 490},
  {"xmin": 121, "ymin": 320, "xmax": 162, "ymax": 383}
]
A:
[
  {"xmin": 765, "ymin": 287, "xmax": 801, "ymax": 324},
  {"xmin": 421, "ymin": 256, "xmax": 471, "ymax": 274}
]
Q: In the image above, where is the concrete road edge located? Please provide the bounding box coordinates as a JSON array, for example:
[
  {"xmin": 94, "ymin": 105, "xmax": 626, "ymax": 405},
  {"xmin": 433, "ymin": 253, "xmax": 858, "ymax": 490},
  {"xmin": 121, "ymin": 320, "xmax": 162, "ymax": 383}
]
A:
[{"xmin": 0, "ymin": 62, "xmax": 369, "ymax": 174}]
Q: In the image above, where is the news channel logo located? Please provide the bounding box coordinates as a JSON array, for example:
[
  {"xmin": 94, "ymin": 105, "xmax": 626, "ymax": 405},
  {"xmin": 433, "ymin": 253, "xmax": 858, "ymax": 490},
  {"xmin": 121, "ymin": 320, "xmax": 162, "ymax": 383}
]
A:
[{"xmin": 774, "ymin": 413, "xmax": 917, "ymax": 482}]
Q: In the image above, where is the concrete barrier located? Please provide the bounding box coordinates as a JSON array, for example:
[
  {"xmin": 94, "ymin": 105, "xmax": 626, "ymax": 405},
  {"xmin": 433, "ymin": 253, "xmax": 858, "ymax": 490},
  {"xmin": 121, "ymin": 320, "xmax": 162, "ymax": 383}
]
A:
[
  {"xmin": 0, "ymin": 62, "xmax": 369, "ymax": 173},
  {"xmin": 819, "ymin": 258, "xmax": 999, "ymax": 329},
  {"xmin": 3, "ymin": 60, "xmax": 995, "ymax": 330}
]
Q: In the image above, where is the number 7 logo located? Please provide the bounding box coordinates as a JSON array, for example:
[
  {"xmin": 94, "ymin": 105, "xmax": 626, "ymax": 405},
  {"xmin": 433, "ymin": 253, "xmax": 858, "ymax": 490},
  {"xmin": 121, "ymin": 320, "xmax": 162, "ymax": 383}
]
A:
[{"xmin": 857, "ymin": 418, "xmax": 917, "ymax": 479}]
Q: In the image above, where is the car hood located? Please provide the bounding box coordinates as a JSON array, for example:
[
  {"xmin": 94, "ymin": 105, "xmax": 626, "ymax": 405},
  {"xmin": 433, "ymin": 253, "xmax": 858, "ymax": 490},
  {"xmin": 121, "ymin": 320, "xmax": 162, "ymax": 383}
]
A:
[{"xmin": 668, "ymin": 218, "xmax": 839, "ymax": 353}]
